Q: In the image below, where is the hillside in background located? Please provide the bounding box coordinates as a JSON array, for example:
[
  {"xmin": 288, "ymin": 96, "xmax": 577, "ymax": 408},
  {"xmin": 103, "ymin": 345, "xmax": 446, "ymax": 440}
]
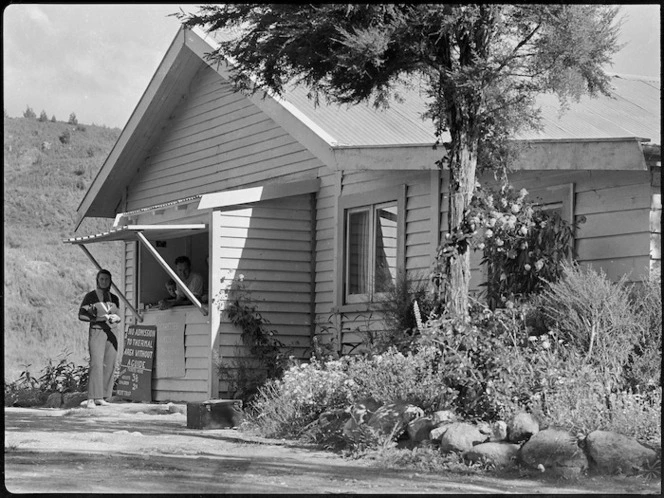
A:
[{"xmin": 4, "ymin": 116, "xmax": 122, "ymax": 382}]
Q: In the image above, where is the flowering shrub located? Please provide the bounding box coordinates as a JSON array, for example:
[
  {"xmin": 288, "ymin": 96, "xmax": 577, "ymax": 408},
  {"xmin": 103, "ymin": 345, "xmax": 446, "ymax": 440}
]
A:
[
  {"xmin": 416, "ymin": 302, "xmax": 539, "ymax": 420},
  {"xmin": 432, "ymin": 181, "xmax": 579, "ymax": 309},
  {"xmin": 344, "ymin": 346, "xmax": 454, "ymax": 411},
  {"xmin": 249, "ymin": 357, "xmax": 353, "ymax": 438}
]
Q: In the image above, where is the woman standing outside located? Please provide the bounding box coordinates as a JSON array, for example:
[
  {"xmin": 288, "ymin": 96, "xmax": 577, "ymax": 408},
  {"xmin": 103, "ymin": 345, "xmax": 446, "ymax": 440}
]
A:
[{"xmin": 78, "ymin": 269, "xmax": 122, "ymax": 408}]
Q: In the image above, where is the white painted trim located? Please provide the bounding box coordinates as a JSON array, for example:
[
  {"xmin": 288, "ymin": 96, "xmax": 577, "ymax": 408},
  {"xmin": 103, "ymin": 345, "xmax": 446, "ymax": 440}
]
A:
[
  {"xmin": 333, "ymin": 145, "xmax": 442, "ymax": 171},
  {"xmin": 198, "ymin": 178, "xmax": 320, "ymax": 210},
  {"xmin": 510, "ymin": 138, "xmax": 648, "ymax": 171},
  {"xmin": 64, "ymin": 224, "xmax": 207, "ymax": 244}
]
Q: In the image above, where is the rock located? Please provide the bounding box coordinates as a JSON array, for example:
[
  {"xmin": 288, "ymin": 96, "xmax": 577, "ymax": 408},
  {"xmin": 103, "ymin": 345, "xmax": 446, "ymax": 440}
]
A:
[
  {"xmin": 432, "ymin": 409, "xmax": 457, "ymax": 426},
  {"xmin": 407, "ymin": 416, "xmax": 435, "ymax": 442},
  {"xmin": 430, "ymin": 423, "xmax": 454, "ymax": 441},
  {"xmin": 477, "ymin": 421, "xmax": 492, "ymax": 435},
  {"xmin": 11, "ymin": 389, "xmax": 48, "ymax": 407},
  {"xmin": 166, "ymin": 403, "xmax": 187, "ymax": 415},
  {"xmin": 490, "ymin": 421, "xmax": 508, "ymax": 442},
  {"xmin": 62, "ymin": 392, "xmax": 88, "ymax": 408},
  {"xmin": 519, "ymin": 428, "xmax": 588, "ymax": 478},
  {"xmin": 366, "ymin": 403, "xmax": 423, "ymax": 439},
  {"xmin": 464, "ymin": 442, "xmax": 520, "ymax": 468},
  {"xmin": 45, "ymin": 392, "xmax": 63, "ymax": 408},
  {"xmin": 585, "ymin": 430, "xmax": 657, "ymax": 476},
  {"xmin": 508, "ymin": 412, "xmax": 539, "ymax": 443},
  {"xmin": 439, "ymin": 422, "xmax": 487, "ymax": 454}
]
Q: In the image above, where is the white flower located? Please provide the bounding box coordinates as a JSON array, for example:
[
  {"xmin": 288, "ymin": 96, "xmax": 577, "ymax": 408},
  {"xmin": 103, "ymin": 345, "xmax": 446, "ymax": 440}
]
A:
[
  {"xmin": 511, "ymin": 203, "xmax": 521, "ymax": 214},
  {"xmin": 238, "ymin": 274, "xmax": 245, "ymax": 281},
  {"xmin": 535, "ymin": 259, "xmax": 545, "ymax": 271},
  {"xmin": 518, "ymin": 226, "xmax": 528, "ymax": 236},
  {"xmin": 500, "ymin": 198, "xmax": 508, "ymax": 208},
  {"xmin": 519, "ymin": 188, "xmax": 529, "ymax": 199},
  {"xmin": 485, "ymin": 229, "xmax": 493, "ymax": 238},
  {"xmin": 495, "ymin": 238, "xmax": 504, "ymax": 247},
  {"xmin": 506, "ymin": 215, "xmax": 517, "ymax": 228},
  {"xmin": 477, "ymin": 242, "xmax": 485, "ymax": 250},
  {"xmin": 524, "ymin": 263, "xmax": 532, "ymax": 271},
  {"xmin": 541, "ymin": 340, "xmax": 551, "ymax": 350},
  {"xmin": 486, "ymin": 217, "xmax": 497, "ymax": 228}
]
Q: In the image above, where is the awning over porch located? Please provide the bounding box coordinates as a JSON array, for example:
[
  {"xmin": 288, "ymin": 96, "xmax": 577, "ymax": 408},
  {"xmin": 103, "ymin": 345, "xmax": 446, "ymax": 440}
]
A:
[{"xmin": 63, "ymin": 224, "xmax": 209, "ymax": 320}]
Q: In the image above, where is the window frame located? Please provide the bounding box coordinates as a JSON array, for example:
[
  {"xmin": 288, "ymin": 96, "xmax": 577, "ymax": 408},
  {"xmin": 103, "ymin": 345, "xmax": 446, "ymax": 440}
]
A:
[{"xmin": 336, "ymin": 185, "xmax": 406, "ymax": 310}]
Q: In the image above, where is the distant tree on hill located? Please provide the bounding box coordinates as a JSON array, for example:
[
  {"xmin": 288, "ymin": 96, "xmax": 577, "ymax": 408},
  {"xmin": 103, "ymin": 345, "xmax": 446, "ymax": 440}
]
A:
[
  {"xmin": 23, "ymin": 106, "xmax": 36, "ymax": 119},
  {"xmin": 38, "ymin": 110, "xmax": 48, "ymax": 122},
  {"xmin": 50, "ymin": 115, "xmax": 57, "ymax": 122},
  {"xmin": 68, "ymin": 112, "xmax": 78, "ymax": 125}
]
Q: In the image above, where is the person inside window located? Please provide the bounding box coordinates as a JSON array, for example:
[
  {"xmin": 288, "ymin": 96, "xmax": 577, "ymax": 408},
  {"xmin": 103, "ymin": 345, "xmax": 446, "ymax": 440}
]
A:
[
  {"xmin": 164, "ymin": 278, "xmax": 177, "ymax": 300},
  {"xmin": 158, "ymin": 256, "xmax": 203, "ymax": 309}
]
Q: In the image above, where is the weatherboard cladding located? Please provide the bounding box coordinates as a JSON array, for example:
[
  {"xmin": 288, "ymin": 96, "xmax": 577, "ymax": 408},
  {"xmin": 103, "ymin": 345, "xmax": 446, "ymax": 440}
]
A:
[{"xmin": 125, "ymin": 62, "xmax": 325, "ymax": 212}]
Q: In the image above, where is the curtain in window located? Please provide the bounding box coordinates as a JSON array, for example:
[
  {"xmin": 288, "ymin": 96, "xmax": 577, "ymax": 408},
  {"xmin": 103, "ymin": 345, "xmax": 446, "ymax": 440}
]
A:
[
  {"xmin": 348, "ymin": 210, "xmax": 370, "ymax": 295},
  {"xmin": 374, "ymin": 205, "xmax": 398, "ymax": 293}
]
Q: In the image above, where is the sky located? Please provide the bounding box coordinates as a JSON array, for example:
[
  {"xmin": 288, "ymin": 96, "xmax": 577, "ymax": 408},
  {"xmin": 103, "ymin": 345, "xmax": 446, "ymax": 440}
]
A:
[{"xmin": 3, "ymin": 4, "xmax": 661, "ymax": 129}]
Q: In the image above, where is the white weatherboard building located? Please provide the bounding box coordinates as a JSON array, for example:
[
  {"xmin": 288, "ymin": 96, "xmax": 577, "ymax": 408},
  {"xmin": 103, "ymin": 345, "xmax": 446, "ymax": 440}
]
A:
[{"xmin": 66, "ymin": 27, "xmax": 661, "ymax": 402}]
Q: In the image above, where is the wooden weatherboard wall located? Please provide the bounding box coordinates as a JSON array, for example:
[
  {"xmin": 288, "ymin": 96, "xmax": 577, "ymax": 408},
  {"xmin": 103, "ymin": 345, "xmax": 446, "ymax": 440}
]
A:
[
  {"xmin": 317, "ymin": 170, "xmax": 434, "ymax": 351},
  {"xmin": 466, "ymin": 169, "xmax": 654, "ymax": 293},
  {"xmin": 212, "ymin": 195, "xmax": 315, "ymax": 397},
  {"xmin": 125, "ymin": 63, "xmax": 325, "ymax": 212}
]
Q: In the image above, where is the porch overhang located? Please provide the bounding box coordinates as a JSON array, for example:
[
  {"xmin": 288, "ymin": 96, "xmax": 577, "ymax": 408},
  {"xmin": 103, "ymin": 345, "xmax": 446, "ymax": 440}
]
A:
[
  {"xmin": 64, "ymin": 224, "xmax": 209, "ymax": 319},
  {"xmin": 198, "ymin": 178, "xmax": 320, "ymax": 210}
]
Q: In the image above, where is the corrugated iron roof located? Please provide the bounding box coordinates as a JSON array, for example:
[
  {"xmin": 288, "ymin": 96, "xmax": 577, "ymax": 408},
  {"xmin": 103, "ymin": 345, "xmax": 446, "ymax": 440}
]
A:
[
  {"xmin": 277, "ymin": 74, "xmax": 660, "ymax": 147},
  {"xmin": 204, "ymin": 28, "xmax": 660, "ymax": 147}
]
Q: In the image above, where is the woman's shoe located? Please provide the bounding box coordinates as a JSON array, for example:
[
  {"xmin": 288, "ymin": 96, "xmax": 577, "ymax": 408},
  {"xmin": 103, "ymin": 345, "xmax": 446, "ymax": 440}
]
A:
[
  {"xmin": 95, "ymin": 399, "xmax": 111, "ymax": 406},
  {"xmin": 86, "ymin": 400, "xmax": 96, "ymax": 409}
]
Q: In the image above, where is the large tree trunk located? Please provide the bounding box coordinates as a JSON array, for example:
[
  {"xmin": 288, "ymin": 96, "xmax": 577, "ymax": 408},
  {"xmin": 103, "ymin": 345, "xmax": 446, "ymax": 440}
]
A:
[{"xmin": 446, "ymin": 130, "xmax": 479, "ymax": 321}]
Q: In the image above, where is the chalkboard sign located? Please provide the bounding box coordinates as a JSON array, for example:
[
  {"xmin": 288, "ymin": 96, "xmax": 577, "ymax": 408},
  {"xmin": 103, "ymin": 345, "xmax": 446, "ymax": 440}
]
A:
[{"xmin": 116, "ymin": 325, "xmax": 157, "ymax": 402}]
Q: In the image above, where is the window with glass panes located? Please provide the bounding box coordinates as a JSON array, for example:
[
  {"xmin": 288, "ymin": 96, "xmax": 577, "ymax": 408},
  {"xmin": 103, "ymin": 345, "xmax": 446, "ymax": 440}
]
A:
[{"xmin": 339, "ymin": 186, "xmax": 405, "ymax": 305}]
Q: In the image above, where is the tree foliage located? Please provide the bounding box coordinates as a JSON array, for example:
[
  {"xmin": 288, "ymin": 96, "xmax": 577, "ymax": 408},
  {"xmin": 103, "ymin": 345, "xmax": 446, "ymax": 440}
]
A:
[
  {"xmin": 23, "ymin": 105, "xmax": 36, "ymax": 119},
  {"xmin": 177, "ymin": 4, "xmax": 622, "ymax": 318}
]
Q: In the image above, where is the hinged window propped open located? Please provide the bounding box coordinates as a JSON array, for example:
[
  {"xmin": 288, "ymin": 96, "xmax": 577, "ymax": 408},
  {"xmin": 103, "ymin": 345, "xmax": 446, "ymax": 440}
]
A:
[{"xmin": 64, "ymin": 224, "xmax": 208, "ymax": 320}]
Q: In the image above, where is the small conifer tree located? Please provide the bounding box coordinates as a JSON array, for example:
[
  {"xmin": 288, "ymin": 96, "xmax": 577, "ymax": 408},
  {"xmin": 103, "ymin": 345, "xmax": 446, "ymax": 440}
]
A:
[
  {"xmin": 23, "ymin": 106, "xmax": 36, "ymax": 119},
  {"xmin": 38, "ymin": 110, "xmax": 48, "ymax": 122},
  {"xmin": 50, "ymin": 115, "xmax": 57, "ymax": 122},
  {"xmin": 68, "ymin": 112, "xmax": 78, "ymax": 125}
]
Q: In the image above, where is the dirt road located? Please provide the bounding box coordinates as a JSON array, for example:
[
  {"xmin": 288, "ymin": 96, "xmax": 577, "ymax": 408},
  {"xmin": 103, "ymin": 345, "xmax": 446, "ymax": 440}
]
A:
[{"xmin": 4, "ymin": 404, "xmax": 660, "ymax": 494}]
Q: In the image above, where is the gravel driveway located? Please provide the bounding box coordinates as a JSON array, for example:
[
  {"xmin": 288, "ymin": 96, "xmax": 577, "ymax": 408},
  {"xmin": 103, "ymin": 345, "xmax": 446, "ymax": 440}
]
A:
[{"xmin": 4, "ymin": 404, "xmax": 660, "ymax": 494}]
